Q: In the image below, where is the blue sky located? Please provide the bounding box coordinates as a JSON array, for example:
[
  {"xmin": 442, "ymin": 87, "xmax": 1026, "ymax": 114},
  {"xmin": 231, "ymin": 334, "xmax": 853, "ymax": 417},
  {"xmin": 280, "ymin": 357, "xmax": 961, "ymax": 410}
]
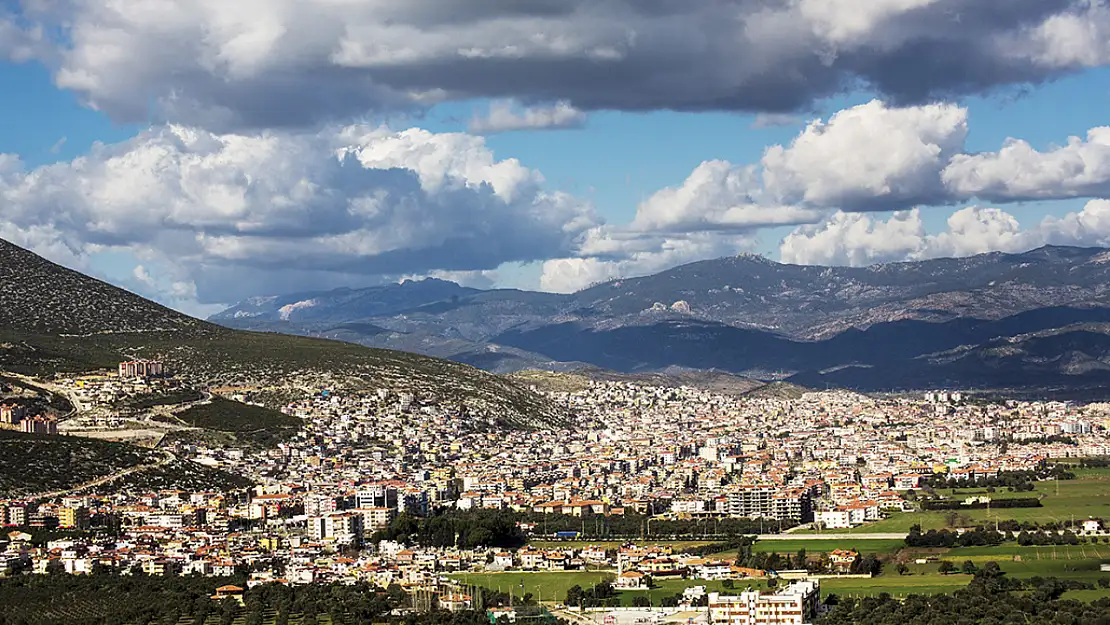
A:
[{"xmin": 4, "ymin": 1, "xmax": 1110, "ymax": 315}]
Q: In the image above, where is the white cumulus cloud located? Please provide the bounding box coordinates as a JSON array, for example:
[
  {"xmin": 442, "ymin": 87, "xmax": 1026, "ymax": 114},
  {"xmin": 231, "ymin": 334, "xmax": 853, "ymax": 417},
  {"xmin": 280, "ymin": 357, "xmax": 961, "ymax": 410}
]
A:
[
  {"xmin": 780, "ymin": 201, "xmax": 1110, "ymax": 267},
  {"xmin": 943, "ymin": 127, "xmax": 1110, "ymax": 202},
  {"xmin": 762, "ymin": 100, "xmax": 968, "ymax": 211},
  {"xmin": 0, "ymin": 123, "xmax": 600, "ymax": 305}
]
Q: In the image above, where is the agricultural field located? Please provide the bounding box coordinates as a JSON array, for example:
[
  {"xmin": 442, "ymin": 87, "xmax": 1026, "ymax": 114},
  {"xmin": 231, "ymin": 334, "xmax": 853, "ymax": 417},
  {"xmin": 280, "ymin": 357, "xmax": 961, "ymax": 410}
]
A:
[{"xmin": 451, "ymin": 571, "xmax": 613, "ymax": 603}]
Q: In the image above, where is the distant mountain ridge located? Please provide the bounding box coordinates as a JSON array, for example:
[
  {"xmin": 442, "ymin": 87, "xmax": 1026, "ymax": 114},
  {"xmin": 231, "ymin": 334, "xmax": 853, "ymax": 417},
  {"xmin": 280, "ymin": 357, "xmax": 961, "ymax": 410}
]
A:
[
  {"xmin": 213, "ymin": 246, "xmax": 1110, "ymax": 396},
  {"xmin": 0, "ymin": 238, "xmax": 571, "ymax": 429}
]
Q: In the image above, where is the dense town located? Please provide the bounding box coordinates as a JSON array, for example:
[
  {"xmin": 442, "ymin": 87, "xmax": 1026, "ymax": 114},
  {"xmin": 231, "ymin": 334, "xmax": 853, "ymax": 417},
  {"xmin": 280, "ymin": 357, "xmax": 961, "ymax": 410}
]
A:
[{"xmin": 3, "ymin": 362, "xmax": 1110, "ymax": 624}]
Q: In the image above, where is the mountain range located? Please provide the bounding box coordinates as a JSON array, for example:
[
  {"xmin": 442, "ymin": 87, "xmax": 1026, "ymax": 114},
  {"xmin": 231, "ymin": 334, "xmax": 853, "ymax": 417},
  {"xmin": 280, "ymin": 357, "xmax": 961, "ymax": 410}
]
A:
[
  {"xmin": 213, "ymin": 246, "xmax": 1110, "ymax": 397},
  {"xmin": 0, "ymin": 238, "xmax": 571, "ymax": 429}
]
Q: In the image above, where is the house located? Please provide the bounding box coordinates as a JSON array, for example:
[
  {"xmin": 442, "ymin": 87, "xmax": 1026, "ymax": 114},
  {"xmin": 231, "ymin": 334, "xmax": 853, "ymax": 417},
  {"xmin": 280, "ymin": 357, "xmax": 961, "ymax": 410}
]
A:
[
  {"xmin": 1084, "ymin": 519, "xmax": 1103, "ymax": 534},
  {"xmin": 615, "ymin": 571, "xmax": 648, "ymax": 589},
  {"xmin": 440, "ymin": 593, "xmax": 472, "ymax": 612},
  {"xmin": 828, "ymin": 550, "xmax": 858, "ymax": 573},
  {"xmin": 212, "ymin": 585, "xmax": 245, "ymax": 604}
]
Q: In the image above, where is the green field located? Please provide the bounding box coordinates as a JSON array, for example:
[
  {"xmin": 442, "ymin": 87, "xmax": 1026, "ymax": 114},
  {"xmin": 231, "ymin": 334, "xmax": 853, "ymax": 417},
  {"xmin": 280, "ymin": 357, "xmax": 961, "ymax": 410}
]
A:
[
  {"xmin": 530, "ymin": 540, "xmax": 717, "ymax": 550},
  {"xmin": 827, "ymin": 543, "xmax": 1110, "ymax": 599},
  {"xmin": 821, "ymin": 574, "xmax": 971, "ymax": 599},
  {"xmin": 808, "ymin": 468, "xmax": 1110, "ymax": 533},
  {"xmin": 451, "ymin": 572, "xmax": 613, "ymax": 603}
]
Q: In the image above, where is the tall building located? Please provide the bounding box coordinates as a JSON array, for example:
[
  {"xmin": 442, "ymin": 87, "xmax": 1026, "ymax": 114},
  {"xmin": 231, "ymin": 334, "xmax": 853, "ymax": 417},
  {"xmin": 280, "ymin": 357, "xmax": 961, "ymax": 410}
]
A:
[
  {"xmin": 59, "ymin": 507, "xmax": 90, "ymax": 530},
  {"xmin": 311, "ymin": 512, "xmax": 363, "ymax": 545},
  {"xmin": 0, "ymin": 404, "xmax": 26, "ymax": 426},
  {"xmin": 20, "ymin": 416, "xmax": 58, "ymax": 435},
  {"xmin": 356, "ymin": 484, "xmax": 398, "ymax": 510},
  {"xmin": 7, "ymin": 504, "xmax": 29, "ymax": 526},
  {"xmin": 708, "ymin": 580, "xmax": 820, "ymax": 625},
  {"xmin": 118, "ymin": 360, "xmax": 165, "ymax": 378},
  {"xmin": 727, "ymin": 487, "xmax": 811, "ymax": 522}
]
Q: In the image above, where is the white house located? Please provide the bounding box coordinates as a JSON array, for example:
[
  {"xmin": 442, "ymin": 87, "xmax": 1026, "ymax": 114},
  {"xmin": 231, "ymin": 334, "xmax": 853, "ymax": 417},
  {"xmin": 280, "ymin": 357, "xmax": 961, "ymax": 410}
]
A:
[{"xmin": 615, "ymin": 571, "xmax": 648, "ymax": 590}]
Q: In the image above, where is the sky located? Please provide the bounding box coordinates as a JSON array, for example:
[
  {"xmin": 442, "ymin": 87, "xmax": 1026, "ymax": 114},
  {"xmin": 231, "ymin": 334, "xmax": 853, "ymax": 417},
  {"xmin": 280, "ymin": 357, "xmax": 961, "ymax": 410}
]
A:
[{"xmin": 4, "ymin": 2, "xmax": 1110, "ymax": 317}]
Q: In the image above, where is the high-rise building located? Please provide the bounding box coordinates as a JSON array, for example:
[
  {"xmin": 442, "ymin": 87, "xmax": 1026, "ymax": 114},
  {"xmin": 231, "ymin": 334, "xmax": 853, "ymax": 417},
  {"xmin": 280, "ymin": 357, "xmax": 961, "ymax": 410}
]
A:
[
  {"xmin": 356, "ymin": 484, "xmax": 398, "ymax": 510},
  {"xmin": 118, "ymin": 360, "xmax": 166, "ymax": 378},
  {"xmin": 20, "ymin": 415, "xmax": 58, "ymax": 435},
  {"xmin": 311, "ymin": 513, "xmax": 363, "ymax": 545}
]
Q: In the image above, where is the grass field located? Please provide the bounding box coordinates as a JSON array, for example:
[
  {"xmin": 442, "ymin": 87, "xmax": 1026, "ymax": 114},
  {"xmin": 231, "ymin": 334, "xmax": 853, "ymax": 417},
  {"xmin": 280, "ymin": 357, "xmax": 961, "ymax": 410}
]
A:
[
  {"xmin": 529, "ymin": 540, "xmax": 717, "ymax": 550},
  {"xmin": 821, "ymin": 574, "xmax": 971, "ymax": 598},
  {"xmin": 451, "ymin": 572, "xmax": 613, "ymax": 603},
  {"xmin": 804, "ymin": 468, "xmax": 1110, "ymax": 533},
  {"xmin": 700, "ymin": 538, "xmax": 906, "ymax": 560}
]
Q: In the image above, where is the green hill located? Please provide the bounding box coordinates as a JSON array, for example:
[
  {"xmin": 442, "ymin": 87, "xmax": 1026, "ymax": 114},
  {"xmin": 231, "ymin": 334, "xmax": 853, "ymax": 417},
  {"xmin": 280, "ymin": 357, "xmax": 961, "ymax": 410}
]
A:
[{"xmin": 0, "ymin": 238, "xmax": 572, "ymax": 430}]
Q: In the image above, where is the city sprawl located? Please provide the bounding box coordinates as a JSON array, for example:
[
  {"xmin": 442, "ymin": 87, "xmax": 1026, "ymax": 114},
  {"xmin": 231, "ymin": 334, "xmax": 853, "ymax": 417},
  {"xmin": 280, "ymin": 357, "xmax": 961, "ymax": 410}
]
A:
[{"xmin": 5, "ymin": 363, "xmax": 1110, "ymax": 625}]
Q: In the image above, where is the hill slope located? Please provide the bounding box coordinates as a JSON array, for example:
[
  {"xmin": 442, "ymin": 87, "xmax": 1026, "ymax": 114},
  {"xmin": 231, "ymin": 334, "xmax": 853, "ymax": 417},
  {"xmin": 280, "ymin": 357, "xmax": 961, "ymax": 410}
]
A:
[
  {"xmin": 0, "ymin": 238, "xmax": 571, "ymax": 429},
  {"xmin": 0, "ymin": 430, "xmax": 250, "ymax": 498}
]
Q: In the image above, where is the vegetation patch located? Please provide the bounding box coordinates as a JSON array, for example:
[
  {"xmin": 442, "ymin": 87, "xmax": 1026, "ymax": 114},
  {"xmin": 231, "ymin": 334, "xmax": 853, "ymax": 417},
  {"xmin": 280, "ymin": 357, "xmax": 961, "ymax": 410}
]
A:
[{"xmin": 176, "ymin": 396, "xmax": 301, "ymax": 447}]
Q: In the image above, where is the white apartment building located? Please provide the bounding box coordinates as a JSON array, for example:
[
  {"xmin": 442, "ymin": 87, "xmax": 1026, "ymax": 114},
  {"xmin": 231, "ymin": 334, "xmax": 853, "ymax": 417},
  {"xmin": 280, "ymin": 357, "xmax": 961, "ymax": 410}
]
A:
[
  {"xmin": 708, "ymin": 580, "xmax": 820, "ymax": 625},
  {"xmin": 311, "ymin": 512, "xmax": 364, "ymax": 544}
]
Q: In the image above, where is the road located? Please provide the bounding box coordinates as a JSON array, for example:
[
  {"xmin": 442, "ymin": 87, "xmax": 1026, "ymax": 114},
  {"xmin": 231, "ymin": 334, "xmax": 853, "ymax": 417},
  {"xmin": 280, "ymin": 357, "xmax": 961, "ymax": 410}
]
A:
[{"xmin": 2, "ymin": 371, "xmax": 85, "ymax": 418}]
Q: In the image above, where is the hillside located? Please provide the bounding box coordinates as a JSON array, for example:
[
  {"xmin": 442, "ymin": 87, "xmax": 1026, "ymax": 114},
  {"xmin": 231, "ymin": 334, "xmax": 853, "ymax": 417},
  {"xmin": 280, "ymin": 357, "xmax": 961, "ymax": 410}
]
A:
[
  {"xmin": 0, "ymin": 238, "xmax": 572, "ymax": 429},
  {"xmin": 0, "ymin": 430, "xmax": 249, "ymax": 498}
]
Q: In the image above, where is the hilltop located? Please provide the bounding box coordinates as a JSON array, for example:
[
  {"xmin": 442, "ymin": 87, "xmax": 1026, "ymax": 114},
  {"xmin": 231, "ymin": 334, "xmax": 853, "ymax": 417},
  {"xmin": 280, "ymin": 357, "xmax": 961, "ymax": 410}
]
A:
[{"xmin": 0, "ymin": 238, "xmax": 572, "ymax": 430}]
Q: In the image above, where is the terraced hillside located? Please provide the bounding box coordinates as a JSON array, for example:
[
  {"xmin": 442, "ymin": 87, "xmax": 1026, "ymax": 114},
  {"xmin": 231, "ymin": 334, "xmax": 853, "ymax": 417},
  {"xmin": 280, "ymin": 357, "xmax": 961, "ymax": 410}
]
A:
[{"xmin": 0, "ymin": 238, "xmax": 572, "ymax": 429}]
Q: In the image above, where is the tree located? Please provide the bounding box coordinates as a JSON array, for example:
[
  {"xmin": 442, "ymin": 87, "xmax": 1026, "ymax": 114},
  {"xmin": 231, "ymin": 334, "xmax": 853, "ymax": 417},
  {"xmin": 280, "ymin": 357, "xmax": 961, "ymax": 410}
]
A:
[
  {"xmin": 631, "ymin": 596, "xmax": 651, "ymax": 607},
  {"xmin": 896, "ymin": 563, "xmax": 909, "ymax": 576},
  {"xmin": 938, "ymin": 561, "xmax": 956, "ymax": 575},
  {"xmin": 962, "ymin": 560, "xmax": 978, "ymax": 575}
]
